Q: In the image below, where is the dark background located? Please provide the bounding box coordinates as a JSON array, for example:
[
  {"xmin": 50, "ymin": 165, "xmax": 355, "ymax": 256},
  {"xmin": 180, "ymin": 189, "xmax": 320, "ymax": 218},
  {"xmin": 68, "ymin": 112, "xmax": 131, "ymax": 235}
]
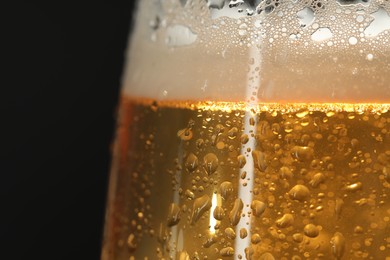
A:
[{"xmin": 3, "ymin": 1, "xmax": 136, "ymax": 259}]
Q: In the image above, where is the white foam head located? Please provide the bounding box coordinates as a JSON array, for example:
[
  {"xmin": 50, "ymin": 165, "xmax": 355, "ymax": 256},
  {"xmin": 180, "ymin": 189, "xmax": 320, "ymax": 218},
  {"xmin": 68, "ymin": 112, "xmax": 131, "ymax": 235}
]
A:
[{"xmin": 122, "ymin": 0, "xmax": 390, "ymax": 102}]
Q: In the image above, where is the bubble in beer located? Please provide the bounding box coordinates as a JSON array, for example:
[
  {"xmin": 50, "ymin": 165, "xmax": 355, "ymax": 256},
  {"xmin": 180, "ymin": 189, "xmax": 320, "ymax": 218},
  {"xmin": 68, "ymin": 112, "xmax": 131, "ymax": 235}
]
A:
[
  {"xmin": 167, "ymin": 203, "xmax": 181, "ymax": 227},
  {"xmin": 229, "ymin": 198, "xmax": 243, "ymax": 226},
  {"xmin": 288, "ymin": 185, "xmax": 310, "ymax": 202},
  {"xmin": 250, "ymin": 200, "xmax": 266, "ymax": 217},
  {"xmin": 275, "ymin": 213, "xmax": 294, "ymax": 228},
  {"xmin": 191, "ymin": 194, "xmax": 212, "ymax": 224},
  {"xmin": 203, "ymin": 153, "xmax": 219, "ymax": 175},
  {"xmin": 185, "ymin": 153, "xmax": 199, "ymax": 172}
]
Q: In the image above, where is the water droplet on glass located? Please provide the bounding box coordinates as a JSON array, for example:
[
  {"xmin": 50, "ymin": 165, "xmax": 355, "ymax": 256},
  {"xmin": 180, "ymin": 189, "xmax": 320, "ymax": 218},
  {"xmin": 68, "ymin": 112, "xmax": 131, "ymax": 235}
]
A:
[
  {"xmin": 240, "ymin": 228, "xmax": 248, "ymax": 239},
  {"xmin": 228, "ymin": 127, "xmax": 239, "ymax": 139},
  {"xmin": 252, "ymin": 150, "xmax": 267, "ymax": 171},
  {"xmin": 345, "ymin": 182, "xmax": 362, "ymax": 192},
  {"xmin": 251, "ymin": 200, "xmax": 266, "ymax": 217},
  {"xmin": 251, "ymin": 233, "xmax": 261, "ymax": 244},
  {"xmin": 276, "ymin": 213, "xmax": 294, "ymax": 228},
  {"xmin": 237, "ymin": 154, "xmax": 247, "ymax": 168},
  {"xmin": 191, "ymin": 194, "xmax": 212, "ymax": 224},
  {"xmin": 229, "ymin": 198, "xmax": 243, "ymax": 226},
  {"xmin": 330, "ymin": 232, "xmax": 345, "ymax": 259},
  {"xmin": 309, "ymin": 172, "xmax": 325, "ymax": 188},
  {"xmin": 203, "ymin": 153, "xmax": 219, "ymax": 175},
  {"xmin": 127, "ymin": 233, "xmax": 137, "ymax": 251},
  {"xmin": 225, "ymin": 227, "xmax": 236, "ymax": 239},
  {"xmin": 289, "ymin": 185, "xmax": 310, "ymax": 202},
  {"xmin": 291, "ymin": 146, "xmax": 314, "ymax": 161},
  {"xmin": 167, "ymin": 203, "xmax": 181, "ymax": 227},
  {"xmin": 213, "ymin": 206, "xmax": 225, "ymax": 220},
  {"xmin": 303, "ymin": 224, "xmax": 319, "ymax": 238},
  {"xmin": 219, "ymin": 181, "xmax": 233, "ymax": 200},
  {"xmin": 259, "ymin": 252, "xmax": 275, "ymax": 260},
  {"xmin": 185, "ymin": 153, "xmax": 199, "ymax": 172},
  {"xmin": 220, "ymin": 247, "xmax": 235, "ymax": 256}
]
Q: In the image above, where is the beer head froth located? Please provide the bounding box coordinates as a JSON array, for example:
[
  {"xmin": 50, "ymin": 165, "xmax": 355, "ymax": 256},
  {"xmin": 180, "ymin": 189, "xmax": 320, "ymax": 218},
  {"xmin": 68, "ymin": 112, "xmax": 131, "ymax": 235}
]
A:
[{"xmin": 121, "ymin": 0, "xmax": 390, "ymax": 102}]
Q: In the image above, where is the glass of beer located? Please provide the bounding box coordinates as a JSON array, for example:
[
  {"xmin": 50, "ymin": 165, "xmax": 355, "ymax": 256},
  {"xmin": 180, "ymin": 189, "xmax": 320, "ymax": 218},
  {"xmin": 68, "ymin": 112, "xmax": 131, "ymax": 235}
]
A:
[{"xmin": 101, "ymin": 1, "xmax": 389, "ymax": 259}]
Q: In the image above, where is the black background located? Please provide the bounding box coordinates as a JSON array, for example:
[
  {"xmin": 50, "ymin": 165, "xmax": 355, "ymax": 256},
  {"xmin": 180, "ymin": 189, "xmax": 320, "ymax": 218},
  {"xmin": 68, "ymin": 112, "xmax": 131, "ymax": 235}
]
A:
[{"xmin": 3, "ymin": 1, "xmax": 136, "ymax": 259}]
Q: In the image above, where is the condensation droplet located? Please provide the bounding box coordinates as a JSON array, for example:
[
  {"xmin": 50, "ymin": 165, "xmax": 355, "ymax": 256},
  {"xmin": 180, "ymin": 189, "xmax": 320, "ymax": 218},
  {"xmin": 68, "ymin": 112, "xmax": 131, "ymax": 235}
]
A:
[
  {"xmin": 251, "ymin": 233, "xmax": 261, "ymax": 244},
  {"xmin": 203, "ymin": 234, "xmax": 217, "ymax": 248},
  {"xmin": 330, "ymin": 232, "xmax": 345, "ymax": 259},
  {"xmin": 219, "ymin": 181, "xmax": 233, "ymax": 200},
  {"xmin": 229, "ymin": 198, "xmax": 243, "ymax": 226},
  {"xmin": 288, "ymin": 185, "xmax": 310, "ymax": 202},
  {"xmin": 252, "ymin": 150, "xmax": 267, "ymax": 171},
  {"xmin": 228, "ymin": 127, "xmax": 239, "ymax": 139},
  {"xmin": 240, "ymin": 228, "xmax": 248, "ymax": 239},
  {"xmin": 178, "ymin": 251, "xmax": 190, "ymax": 260},
  {"xmin": 276, "ymin": 213, "xmax": 294, "ymax": 228},
  {"xmin": 303, "ymin": 224, "xmax": 319, "ymax": 238},
  {"xmin": 241, "ymin": 134, "xmax": 249, "ymax": 144},
  {"xmin": 203, "ymin": 153, "xmax": 219, "ymax": 175},
  {"xmin": 291, "ymin": 146, "xmax": 314, "ymax": 161},
  {"xmin": 309, "ymin": 172, "xmax": 325, "ymax": 188},
  {"xmin": 191, "ymin": 194, "xmax": 212, "ymax": 224},
  {"xmin": 259, "ymin": 252, "xmax": 275, "ymax": 260},
  {"xmin": 185, "ymin": 153, "xmax": 199, "ymax": 172},
  {"xmin": 237, "ymin": 154, "xmax": 247, "ymax": 168},
  {"xmin": 167, "ymin": 203, "xmax": 181, "ymax": 227},
  {"xmin": 220, "ymin": 247, "xmax": 234, "ymax": 257},
  {"xmin": 213, "ymin": 206, "xmax": 225, "ymax": 221},
  {"xmin": 345, "ymin": 182, "xmax": 362, "ymax": 192},
  {"xmin": 225, "ymin": 227, "xmax": 236, "ymax": 239},
  {"xmin": 251, "ymin": 200, "xmax": 266, "ymax": 217},
  {"xmin": 185, "ymin": 190, "xmax": 195, "ymax": 201}
]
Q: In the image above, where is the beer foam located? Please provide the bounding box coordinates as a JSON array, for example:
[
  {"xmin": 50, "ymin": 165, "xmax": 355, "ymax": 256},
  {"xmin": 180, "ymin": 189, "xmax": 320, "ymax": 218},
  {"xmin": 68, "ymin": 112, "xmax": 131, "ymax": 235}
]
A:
[{"xmin": 122, "ymin": 0, "xmax": 390, "ymax": 102}]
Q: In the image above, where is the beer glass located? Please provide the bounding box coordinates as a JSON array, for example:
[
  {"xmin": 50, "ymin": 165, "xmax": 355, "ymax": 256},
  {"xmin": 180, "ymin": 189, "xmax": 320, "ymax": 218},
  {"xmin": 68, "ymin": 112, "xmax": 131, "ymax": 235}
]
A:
[{"xmin": 101, "ymin": 0, "xmax": 390, "ymax": 259}]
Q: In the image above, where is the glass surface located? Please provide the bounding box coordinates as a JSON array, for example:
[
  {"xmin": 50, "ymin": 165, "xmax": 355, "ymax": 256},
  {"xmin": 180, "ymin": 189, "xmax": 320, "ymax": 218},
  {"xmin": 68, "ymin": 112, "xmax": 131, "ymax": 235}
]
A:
[{"xmin": 102, "ymin": 1, "xmax": 390, "ymax": 259}]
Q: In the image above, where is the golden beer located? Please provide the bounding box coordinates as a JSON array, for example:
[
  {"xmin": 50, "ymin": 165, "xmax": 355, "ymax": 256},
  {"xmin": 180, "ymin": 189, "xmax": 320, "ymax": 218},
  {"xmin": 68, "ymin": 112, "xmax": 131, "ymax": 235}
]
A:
[
  {"xmin": 102, "ymin": 0, "xmax": 390, "ymax": 259},
  {"xmin": 102, "ymin": 98, "xmax": 389, "ymax": 259}
]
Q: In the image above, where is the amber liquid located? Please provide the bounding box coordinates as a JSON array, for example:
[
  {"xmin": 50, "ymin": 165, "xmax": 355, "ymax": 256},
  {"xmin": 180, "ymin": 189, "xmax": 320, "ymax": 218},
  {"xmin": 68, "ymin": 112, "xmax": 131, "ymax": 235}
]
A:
[{"xmin": 101, "ymin": 98, "xmax": 390, "ymax": 260}]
